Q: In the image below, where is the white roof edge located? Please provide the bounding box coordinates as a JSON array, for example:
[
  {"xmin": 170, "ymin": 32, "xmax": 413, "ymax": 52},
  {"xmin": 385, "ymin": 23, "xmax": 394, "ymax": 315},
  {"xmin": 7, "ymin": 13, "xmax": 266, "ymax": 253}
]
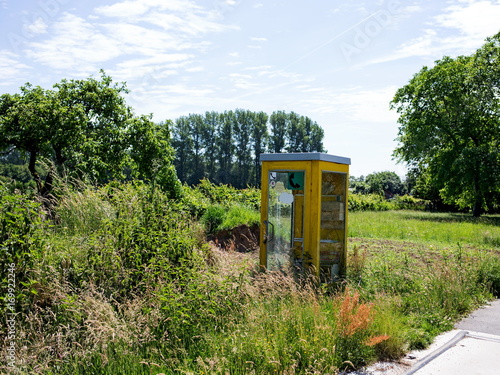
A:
[{"xmin": 260, "ymin": 152, "xmax": 351, "ymax": 165}]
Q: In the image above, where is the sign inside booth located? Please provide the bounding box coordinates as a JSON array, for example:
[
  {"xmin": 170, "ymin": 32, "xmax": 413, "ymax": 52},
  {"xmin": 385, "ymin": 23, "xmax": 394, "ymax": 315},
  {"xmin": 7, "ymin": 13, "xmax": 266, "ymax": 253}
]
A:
[{"xmin": 287, "ymin": 172, "xmax": 304, "ymax": 190}]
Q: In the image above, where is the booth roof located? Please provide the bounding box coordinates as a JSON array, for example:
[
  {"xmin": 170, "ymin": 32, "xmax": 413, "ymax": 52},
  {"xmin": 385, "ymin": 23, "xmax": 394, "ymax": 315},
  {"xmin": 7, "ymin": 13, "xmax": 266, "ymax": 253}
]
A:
[{"xmin": 259, "ymin": 153, "xmax": 351, "ymax": 165}]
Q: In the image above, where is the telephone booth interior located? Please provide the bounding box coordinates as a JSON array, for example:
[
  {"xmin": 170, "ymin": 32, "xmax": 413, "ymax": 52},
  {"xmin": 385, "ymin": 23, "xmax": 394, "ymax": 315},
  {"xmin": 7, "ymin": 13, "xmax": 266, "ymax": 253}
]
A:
[{"xmin": 259, "ymin": 153, "xmax": 350, "ymax": 280}]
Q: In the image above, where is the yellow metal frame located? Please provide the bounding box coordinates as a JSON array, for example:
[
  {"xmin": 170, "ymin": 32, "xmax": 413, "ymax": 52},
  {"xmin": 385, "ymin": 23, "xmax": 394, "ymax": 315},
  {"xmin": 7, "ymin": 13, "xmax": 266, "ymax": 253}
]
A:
[{"xmin": 260, "ymin": 154, "xmax": 350, "ymax": 277}]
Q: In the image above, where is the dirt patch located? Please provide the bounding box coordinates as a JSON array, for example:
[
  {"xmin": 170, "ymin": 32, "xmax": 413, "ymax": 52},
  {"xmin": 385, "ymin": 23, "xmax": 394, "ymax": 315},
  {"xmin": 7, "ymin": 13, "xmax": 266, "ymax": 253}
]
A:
[{"xmin": 209, "ymin": 224, "xmax": 260, "ymax": 252}]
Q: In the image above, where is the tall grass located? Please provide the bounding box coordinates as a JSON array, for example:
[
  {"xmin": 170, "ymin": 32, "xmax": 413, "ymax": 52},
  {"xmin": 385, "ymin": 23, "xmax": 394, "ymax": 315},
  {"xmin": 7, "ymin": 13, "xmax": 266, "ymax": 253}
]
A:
[{"xmin": 2, "ymin": 181, "xmax": 499, "ymax": 374}]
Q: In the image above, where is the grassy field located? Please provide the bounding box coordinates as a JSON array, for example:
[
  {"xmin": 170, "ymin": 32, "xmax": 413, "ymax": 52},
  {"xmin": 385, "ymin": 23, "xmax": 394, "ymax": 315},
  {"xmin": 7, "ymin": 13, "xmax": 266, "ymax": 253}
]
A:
[
  {"xmin": 2, "ymin": 183, "xmax": 500, "ymax": 374},
  {"xmin": 349, "ymin": 210, "xmax": 500, "ymax": 248}
]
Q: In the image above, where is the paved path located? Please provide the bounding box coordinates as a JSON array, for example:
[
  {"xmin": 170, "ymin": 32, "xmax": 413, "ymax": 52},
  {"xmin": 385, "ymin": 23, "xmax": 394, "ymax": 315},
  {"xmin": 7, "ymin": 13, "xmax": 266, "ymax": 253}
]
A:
[
  {"xmin": 407, "ymin": 299, "xmax": 500, "ymax": 375},
  {"xmin": 455, "ymin": 299, "xmax": 500, "ymax": 335},
  {"xmin": 357, "ymin": 299, "xmax": 500, "ymax": 375}
]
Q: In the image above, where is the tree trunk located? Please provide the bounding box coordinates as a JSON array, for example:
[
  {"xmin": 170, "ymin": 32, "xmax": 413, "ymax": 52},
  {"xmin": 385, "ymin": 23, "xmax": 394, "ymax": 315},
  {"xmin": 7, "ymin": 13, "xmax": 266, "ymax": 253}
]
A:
[
  {"xmin": 472, "ymin": 202, "xmax": 482, "ymax": 217},
  {"xmin": 28, "ymin": 150, "xmax": 43, "ymax": 193},
  {"xmin": 472, "ymin": 173, "xmax": 483, "ymax": 217}
]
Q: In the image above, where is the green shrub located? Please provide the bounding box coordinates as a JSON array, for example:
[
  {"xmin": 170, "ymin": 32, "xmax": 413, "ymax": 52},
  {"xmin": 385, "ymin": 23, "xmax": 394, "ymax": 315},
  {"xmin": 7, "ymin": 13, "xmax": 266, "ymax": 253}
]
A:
[
  {"xmin": 194, "ymin": 179, "xmax": 260, "ymax": 209},
  {"xmin": 178, "ymin": 183, "xmax": 210, "ymax": 218},
  {"xmin": 348, "ymin": 194, "xmax": 429, "ymax": 212},
  {"xmin": 392, "ymin": 195, "xmax": 429, "ymax": 210},
  {"xmin": 219, "ymin": 204, "xmax": 260, "ymax": 230},
  {"xmin": 201, "ymin": 203, "xmax": 260, "ymax": 234},
  {"xmin": 0, "ymin": 188, "xmax": 45, "ymax": 312},
  {"xmin": 201, "ymin": 204, "xmax": 226, "ymax": 234},
  {"xmin": 52, "ymin": 182, "xmax": 202, "ymax": 299},
  {"xmin": 348, "ymin": 193, "xmax": 392, "ymax": 212}
]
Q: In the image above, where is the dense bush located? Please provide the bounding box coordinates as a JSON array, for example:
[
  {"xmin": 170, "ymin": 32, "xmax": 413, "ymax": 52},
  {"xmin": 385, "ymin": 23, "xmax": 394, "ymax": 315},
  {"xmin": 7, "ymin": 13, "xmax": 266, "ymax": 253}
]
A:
[
  {"xmin": 348, "ymin": 193, "xmax": 392, "ymax": 212},
  {"xmin": 0, "ymin": 185, "xmax": 45, "ymax": 313},
  {"xmin": 348, "ymin": 193, "xmax": 429, "ymax": 212},
  {"xmin": 392, "ymin": 195, "xmax": 429, "ymax": 210},
  {"xmin": 53, "ymin": 182, "xmax": 202, "ymax": 298}
]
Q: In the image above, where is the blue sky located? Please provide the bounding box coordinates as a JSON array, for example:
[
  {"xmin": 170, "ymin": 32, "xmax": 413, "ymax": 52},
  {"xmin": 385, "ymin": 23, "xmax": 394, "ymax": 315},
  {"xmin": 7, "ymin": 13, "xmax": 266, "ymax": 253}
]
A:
[{"xmin": 1, "ymin": 0, "xmax": 499, "ymax": 177}]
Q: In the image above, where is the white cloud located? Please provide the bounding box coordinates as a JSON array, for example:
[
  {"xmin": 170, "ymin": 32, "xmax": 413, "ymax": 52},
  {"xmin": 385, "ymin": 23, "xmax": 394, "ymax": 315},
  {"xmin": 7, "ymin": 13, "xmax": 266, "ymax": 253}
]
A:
[
  {"xmin": 24, "ymin": 18, "xmax": 48, "ymax": 35},
  {"xmin": 436, "ymin": 0, "xmax": 500, "ymax": 39},
  {"xmin": 22, "ymin": 0, "xmax": 237, "ymax": 78},
  {"xmin": 25, "ymin": 13, "xmax": 122, "ymax": 72},
  {"xmin": 0, "ymin": 51, "xmax": 31, "ymax": 87},
  {"xmin": 185, "ymin": 66, "xmax": 205, "ymax": 73},
  {"xmin": 100, "ymin": 22, "xmax": 189, "ymax": 55},
  {"xmin": 251, "ymin": 37, "xmax": 268, "ymax": 42},
  {"xmin": 224, "ymin": 72, "xmax": 261, "ymax": 90},
  {"xmin": 363, "ymin": 1, "xmax": 500, "ymax": 66},
  {"xmin": 95, "ymin": 1, "xmax": 150, "ymax": 18},
  {"xmin": 244, "ymin": 65, "xmax": 272, "ymax": 71},
  {"xmin": 296, "ymin": 85, "xmax": 399, "ymax": 125},
  {"xmin": 160, "ymin": 83, "xmax": 215, "ymax": 96},
  {"xmin": 96, "ymin": 0, "xmax": 237, "ymax": 37},
  {"xmin": 142, "ymin": 11, "xmax": 237, "ymax": 36},
  {"xmin": 95, "ymin": 0, "xmax": 196, "ymax": 18}
]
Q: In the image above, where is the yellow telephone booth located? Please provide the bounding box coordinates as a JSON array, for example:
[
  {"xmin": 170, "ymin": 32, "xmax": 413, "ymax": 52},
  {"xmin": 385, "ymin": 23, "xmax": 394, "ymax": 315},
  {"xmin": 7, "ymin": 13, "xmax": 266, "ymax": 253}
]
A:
[{"xmin": 260, "ymin": 153, "xmax": 350, "ymax": 280}]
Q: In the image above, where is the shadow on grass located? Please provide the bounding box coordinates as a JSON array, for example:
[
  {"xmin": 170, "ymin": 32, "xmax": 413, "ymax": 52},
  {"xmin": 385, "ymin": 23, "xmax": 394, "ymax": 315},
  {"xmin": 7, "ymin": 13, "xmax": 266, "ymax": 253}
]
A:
[{"xmin": 398, "ymin": 212, "xmax": 500, "ymax": 227}]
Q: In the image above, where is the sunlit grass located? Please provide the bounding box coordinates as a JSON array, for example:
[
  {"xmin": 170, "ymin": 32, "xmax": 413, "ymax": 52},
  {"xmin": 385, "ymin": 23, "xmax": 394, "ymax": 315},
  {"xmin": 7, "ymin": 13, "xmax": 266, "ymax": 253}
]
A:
[{"xmin": 349, "ymin": 210, "xmax": 500, "ymax": 248}]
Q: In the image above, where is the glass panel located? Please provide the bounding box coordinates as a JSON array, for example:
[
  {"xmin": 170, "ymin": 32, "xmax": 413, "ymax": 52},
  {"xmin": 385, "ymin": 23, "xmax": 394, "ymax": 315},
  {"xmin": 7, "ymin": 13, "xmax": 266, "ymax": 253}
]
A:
[
  {"xmin": 267, "ymin": 171, "xmax": 304, "ymax": 270},
  {"xmin": 320, "ymin": 172, "xmax": 347, "ymax": 280}
]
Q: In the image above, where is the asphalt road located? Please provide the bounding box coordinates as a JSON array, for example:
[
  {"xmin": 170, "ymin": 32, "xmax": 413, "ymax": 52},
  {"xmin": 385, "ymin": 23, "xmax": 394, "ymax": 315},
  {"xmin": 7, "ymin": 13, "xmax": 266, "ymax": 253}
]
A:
[{"xmin": 455, "ymin": 299, "xmax": 500, "ymax": 335}]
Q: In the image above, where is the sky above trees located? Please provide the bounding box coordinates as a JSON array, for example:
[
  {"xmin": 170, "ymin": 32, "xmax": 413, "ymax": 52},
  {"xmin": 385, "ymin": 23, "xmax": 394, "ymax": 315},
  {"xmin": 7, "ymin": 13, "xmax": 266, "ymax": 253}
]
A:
[{"xmin": 1, "ymin": 0, "xmax": 499, "ymax": 176}]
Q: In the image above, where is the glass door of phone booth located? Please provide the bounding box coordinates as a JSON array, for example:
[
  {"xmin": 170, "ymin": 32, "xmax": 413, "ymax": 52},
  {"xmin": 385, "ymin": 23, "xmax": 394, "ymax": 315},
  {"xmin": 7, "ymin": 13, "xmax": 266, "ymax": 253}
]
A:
[{"xmin": 265, "ymin": 170, "xmax": 305, "ymax": 270}]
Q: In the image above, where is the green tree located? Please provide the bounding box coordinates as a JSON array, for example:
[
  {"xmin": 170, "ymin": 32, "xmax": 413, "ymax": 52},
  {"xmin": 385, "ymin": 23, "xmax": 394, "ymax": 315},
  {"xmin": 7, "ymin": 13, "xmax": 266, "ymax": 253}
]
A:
[
  {"xmin": 0, "ymin": 71, "xmax": 181, "ymax": 197},
  {"xmin": 286, "ymin": 111, "xmax": 304, "ymax": 152},
  {"xmin": 349, "ymin": 175, "xmax": 368, "ymax": 195},
  {"xmin": 171, "ymin": 116, "xmax": 193, "ymax": 184},
  {"xmin": 0, "ymin": 149, "xmax": 33, "ymax": 188},
  {"xmin": 299, "ymin": 116, "xmax": 312, "ymax": 152},
  {"xmin": 0, "ymin": 73, "xmax": 131, "ymax": 195},
  {"xmin": 252, "ymin": 111, "xmax": 269, "ymax": 185},
  {"xmin": 217, "ymin": 111, "xmax": 234, "ymax": 184},
  {"xmin": 234, "ymin": 109, "xmax": 253, "ymax": 188},
  {"xmin": 203, "ymin": 111, "xmax": 220, "ymax": 182},
  {"xmin": 365, "ymin": 171, "xmax": 404, "ymax": 197},
  {"xmin": 391, "ymin": 33, "xmax": 500, "ymax": 216},
  {"xmin": 269, "ymin": 110, "xmax": 287, "ymax": 153},
  {"xmin": 189, "ymin": 114, "xmax": 205, "ymax": 185},
  {"xmin": 309, "ymin": 121, "xmax": 326, "ymax": 153},
  {"xmin": 128, "ymin": 117, "xmax": 181, "ymax": 198}
]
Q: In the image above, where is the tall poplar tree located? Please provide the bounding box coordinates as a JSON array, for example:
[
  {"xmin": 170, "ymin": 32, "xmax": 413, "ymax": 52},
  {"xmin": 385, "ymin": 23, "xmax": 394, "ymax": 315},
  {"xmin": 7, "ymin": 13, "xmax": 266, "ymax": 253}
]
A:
[
  {"xmin": 203, "ymin": 111, "xmax": 219, "ymax": 181},
  {"xmin": 252, "ymin": 111, "xmax": 269, "ymax": 185},
  {"xmin": 171, "ymin": 116, "xmax": 193, "ymax": 183},
  {"xmin": 217, "ymin": 111, "xmax": 234, "ymax": 184},
  {"xmin": 234, "ymin": 109, "xmax": 253, "ymax": 188},
  {"xmin": 269, "ymin": 110, "xmax": 287, "ymax": 153}
]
